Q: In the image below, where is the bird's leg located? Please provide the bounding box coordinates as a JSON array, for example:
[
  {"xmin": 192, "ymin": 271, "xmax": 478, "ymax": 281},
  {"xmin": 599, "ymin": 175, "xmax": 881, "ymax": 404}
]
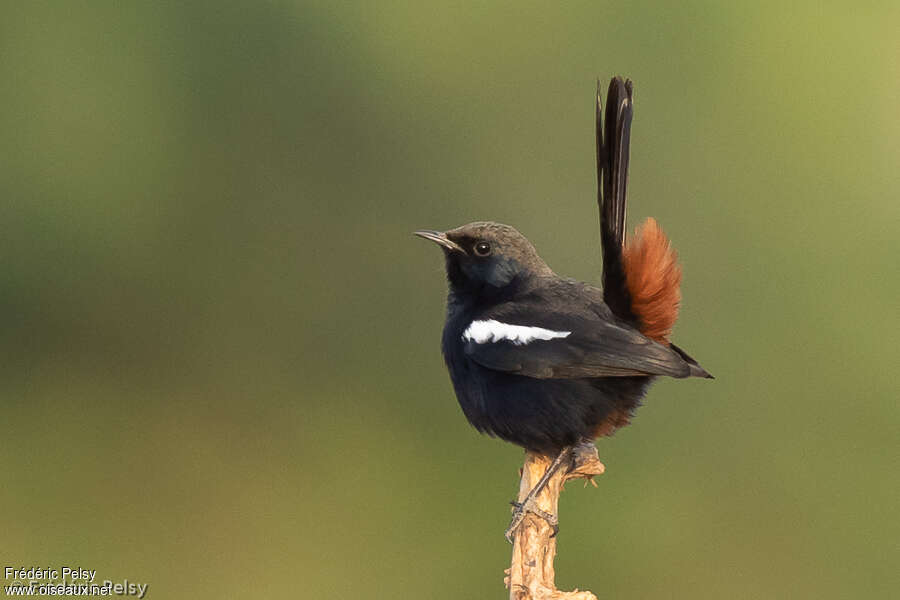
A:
[{"xmin": 505, "ymin": 445, "xmax": 573, "ymax": 543}]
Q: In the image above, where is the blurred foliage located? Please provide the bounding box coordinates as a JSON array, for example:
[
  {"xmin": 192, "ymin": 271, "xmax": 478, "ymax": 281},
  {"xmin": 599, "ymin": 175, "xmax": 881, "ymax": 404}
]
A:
[{"xmin": 1, "ymin": 2, "xmax": 898, "ymax": 598}]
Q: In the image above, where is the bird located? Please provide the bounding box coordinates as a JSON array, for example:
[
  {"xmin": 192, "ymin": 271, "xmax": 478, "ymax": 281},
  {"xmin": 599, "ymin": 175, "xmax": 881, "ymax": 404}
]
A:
[{"xmin": 415, "ymin": 77, "xmax": 712, "ymax": 542}]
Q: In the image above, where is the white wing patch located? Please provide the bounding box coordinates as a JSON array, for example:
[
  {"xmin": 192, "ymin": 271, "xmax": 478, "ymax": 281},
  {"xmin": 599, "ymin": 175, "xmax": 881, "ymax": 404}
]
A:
[{"xmin": 462, "ymin": 319, "xmax": 571, "ymax": 346}]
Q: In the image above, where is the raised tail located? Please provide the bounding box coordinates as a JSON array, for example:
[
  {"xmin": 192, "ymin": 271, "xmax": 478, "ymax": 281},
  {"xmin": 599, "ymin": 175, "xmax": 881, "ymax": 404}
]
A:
[
  {"xmin": 596, "ymin": 77, "xmax": 709, "ymax": 376},
  {"xmin": 597, "ymin": 77, "xmax": 684, "ymax": 345},
  {"xmin": 597, "ymin": 76, "xmax": 636, "ymax": 322}
]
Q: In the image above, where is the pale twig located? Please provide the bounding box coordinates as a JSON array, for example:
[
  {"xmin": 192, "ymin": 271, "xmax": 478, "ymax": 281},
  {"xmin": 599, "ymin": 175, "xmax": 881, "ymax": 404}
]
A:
[{"xmin": 504, "ymin": 441, "xmax": 605, "ymax": 599}]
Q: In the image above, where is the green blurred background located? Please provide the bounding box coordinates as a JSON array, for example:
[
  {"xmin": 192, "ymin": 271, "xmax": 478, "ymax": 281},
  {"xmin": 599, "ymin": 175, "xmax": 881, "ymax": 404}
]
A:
[{"xmin": 1, "ymin": 2, "xmax": 897, "ymax": 598}]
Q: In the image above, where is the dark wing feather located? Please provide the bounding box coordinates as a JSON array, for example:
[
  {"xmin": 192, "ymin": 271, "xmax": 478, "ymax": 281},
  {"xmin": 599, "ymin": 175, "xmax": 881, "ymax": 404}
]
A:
[
  {"xmin": 598, "ymin": 77, "xmax": 636, "ymax": 322},
  {"xmin": 462, "ymin": 305, "xmax": 692, "ymax": 380}
]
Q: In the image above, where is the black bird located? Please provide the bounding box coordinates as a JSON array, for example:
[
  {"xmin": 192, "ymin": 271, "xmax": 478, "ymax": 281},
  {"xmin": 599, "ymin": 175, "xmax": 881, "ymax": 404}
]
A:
[{"xmin": 415, "ymin": 77, "xmax": 712, "ymax": 541}]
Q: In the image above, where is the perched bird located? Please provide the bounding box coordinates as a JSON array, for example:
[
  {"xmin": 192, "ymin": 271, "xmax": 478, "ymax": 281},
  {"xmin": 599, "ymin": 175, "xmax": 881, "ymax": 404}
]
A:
[{"xmin": 415, "ymin": 77, "xmax": 712, "ymax": 541}]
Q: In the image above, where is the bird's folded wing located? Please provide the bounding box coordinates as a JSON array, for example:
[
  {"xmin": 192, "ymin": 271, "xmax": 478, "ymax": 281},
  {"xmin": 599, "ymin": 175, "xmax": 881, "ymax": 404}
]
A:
[{"xmin": 462, "ymin": 312, "xmax": 690, "ymax": 379}]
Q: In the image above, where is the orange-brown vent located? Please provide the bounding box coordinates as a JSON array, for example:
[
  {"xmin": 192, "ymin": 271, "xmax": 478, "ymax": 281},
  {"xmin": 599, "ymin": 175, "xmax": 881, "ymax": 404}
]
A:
[{"xmin": 622, "ymin": 218, "xmax": 682, "ymax": 343}]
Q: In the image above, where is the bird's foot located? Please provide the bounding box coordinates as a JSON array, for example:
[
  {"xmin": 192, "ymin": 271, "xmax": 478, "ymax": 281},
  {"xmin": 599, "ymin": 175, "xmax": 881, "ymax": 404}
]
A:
[{"xmin": 505, "ymin": 497, "xmax": 558, "ymax": 543}]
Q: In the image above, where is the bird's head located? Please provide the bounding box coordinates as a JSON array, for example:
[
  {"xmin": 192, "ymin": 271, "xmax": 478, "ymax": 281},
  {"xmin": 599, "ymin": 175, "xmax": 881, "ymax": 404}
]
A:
[{"xmin": 415, "ymin": 221, "xmax": 553, "ymax": 295}]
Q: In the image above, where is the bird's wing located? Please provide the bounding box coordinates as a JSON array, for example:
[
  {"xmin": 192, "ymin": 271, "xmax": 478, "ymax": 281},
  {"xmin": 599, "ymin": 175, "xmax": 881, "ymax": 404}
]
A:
[{"xmin": 461, "ymin": 303, "xmax": 691, "ymax": 380}]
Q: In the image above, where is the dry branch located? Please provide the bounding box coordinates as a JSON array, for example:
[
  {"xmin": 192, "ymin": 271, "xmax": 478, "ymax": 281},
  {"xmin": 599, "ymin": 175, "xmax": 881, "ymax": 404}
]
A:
[{"xmin": 504, "ymin": 442, "xmax": 605, "ymax": 600}]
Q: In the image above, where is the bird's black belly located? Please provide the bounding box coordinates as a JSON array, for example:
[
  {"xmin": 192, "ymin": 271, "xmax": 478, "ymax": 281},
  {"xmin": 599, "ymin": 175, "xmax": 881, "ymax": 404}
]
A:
[{"xmin": 446, "ymin": 352, "xmax": 653, "ymax": 454}]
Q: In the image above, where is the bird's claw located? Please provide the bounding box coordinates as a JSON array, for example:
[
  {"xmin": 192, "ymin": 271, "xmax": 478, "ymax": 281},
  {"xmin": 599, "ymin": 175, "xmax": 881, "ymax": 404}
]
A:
[{"xmin": 504, "ymin": 498, "xmax": 559, "ymax": 543}]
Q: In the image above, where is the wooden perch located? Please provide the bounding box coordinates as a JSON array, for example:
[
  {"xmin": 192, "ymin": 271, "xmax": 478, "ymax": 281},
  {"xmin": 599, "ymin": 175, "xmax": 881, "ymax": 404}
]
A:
[{"xmin": 504, "ymin": 442, "xmax": 605, "ymax": 600}]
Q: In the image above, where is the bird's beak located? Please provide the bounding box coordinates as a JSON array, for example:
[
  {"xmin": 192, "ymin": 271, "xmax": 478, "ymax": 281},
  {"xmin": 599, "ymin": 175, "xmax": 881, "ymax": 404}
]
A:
[{"xmin": 413, "ymin": 230, "xmax": 465, "ymax": 253}]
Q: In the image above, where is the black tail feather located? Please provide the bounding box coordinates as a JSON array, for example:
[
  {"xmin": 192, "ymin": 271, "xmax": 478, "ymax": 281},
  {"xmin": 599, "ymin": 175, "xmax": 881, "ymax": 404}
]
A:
[{"xmin": 597, "ymin": 76, "xmax": 635, "ymax": 322}]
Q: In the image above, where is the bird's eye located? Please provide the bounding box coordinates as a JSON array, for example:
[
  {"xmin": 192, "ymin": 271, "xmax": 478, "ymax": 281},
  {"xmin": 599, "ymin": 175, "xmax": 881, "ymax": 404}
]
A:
[{"xmin": 473, "ymin": 241, "xmax": 492, "ymax": 257}]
